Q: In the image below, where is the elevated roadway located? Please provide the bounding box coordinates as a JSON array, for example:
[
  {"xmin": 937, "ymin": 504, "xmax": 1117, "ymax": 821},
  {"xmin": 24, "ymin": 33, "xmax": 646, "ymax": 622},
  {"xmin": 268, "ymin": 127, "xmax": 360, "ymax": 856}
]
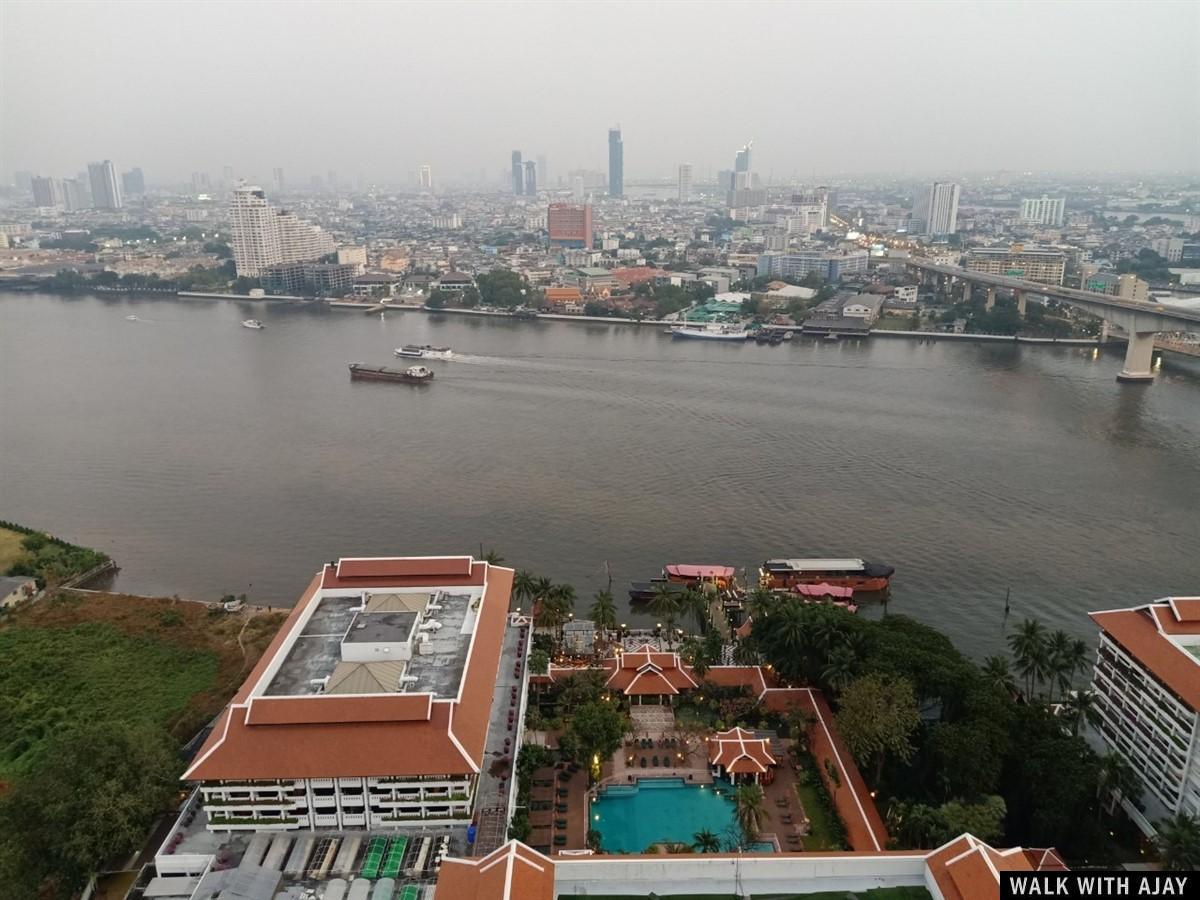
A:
[{"xmin": 905, "ymin": 259, "xmax": 1200, "ymax": 382}]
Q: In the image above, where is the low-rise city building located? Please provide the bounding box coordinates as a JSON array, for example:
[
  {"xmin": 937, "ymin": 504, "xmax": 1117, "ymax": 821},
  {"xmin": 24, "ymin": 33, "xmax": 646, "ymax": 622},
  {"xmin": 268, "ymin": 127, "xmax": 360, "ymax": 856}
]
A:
[{"xmin": 964, "ymin": 243, "xmax": 1066, "ymax": 286}]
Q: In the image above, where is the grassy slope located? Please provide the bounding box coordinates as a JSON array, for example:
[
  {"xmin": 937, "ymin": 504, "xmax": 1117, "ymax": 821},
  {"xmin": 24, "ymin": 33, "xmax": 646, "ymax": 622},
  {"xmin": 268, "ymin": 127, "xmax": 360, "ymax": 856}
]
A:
[
  {"xmin": 0, "ymin": 591, "xmax": 285, "ymax": 781},
  {"xmin": 795, "ymin": 781, "xmax": 842, "ymax": 851},
  {"xmin": 0, "ymin": 527, "xmax": 28, "ymax": 572}
]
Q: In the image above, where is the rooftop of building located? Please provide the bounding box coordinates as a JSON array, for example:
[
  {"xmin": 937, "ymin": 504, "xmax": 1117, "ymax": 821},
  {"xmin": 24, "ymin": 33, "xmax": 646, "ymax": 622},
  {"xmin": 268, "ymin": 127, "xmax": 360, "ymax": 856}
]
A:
[
  {"xmin": 1090, "ymin": 596, "xmax": 1200, "ymax": 709},
  {"xmin": 183, "ymin": 556, "xmax": 514, "ymax": 780}
]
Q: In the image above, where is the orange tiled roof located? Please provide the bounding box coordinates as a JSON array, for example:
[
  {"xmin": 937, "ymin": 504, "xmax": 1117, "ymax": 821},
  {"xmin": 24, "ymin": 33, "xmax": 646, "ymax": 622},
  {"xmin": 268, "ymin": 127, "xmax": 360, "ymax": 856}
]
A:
[
  {"xmin": 184, "ymin": 559, "xmax": 512, "ymax": 780},
  {"xmin": 435, "ymin": 841, "xmax": 555, "ymax": 900},
  {"xmin": 603, "ymin": 646, "xmax": 698, "ymax": 696},
  {"xmin": 1090, "ymin": 599, "xmax": 1200, "ymax": 709},
  {"xmin": 925, "ymin": 834, "xmax": 1046, "ymax": 900},
  {"xmin": 708, "ymin": 726, "xmax": 776, "ymax": 774}
]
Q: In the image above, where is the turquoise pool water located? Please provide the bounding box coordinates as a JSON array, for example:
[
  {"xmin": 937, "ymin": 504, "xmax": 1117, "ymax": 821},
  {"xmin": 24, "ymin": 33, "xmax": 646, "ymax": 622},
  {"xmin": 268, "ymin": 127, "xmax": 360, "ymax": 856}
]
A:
[{"xmin": 591, "ymin": 777, "xmax": 761, "ymax": 853}]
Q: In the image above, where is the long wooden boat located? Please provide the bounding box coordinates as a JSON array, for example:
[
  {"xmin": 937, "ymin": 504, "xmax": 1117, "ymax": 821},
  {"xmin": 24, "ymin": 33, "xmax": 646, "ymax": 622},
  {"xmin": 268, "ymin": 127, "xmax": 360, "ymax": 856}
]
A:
[{"xmin": 760, "ymin": 558, "xmax": 894, "ymax": 593}]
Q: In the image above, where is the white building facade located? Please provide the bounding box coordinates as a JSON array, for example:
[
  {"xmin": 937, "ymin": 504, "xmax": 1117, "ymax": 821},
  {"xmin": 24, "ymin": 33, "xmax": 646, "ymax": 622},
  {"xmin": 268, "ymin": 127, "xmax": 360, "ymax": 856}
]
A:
[
  {"xmin": 1019, "ymin": 196, "xmax": 1065, "ymax": 227},
  {"xmin": 922, "ymin": 182, "xmax": 960, "ymax": 236},
  {"xmin": 230, "ymin": 186, "xmax": 335, "ymax": 277}
]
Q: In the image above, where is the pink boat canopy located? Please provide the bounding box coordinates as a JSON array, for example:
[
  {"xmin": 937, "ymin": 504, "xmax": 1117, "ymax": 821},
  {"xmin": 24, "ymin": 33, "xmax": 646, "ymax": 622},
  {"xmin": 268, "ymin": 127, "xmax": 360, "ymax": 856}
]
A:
[
  {"xmin": 794, "ymin": 582, "xmax": 854, "ymax": 599},
  {"xmin": 666, "ymin": 564, "xmax": 736, "ymax": 580}
]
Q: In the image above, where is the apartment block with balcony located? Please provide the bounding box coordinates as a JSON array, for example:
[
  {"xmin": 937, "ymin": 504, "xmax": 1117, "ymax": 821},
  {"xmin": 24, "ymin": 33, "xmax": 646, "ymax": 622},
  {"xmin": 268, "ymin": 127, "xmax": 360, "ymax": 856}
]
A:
[
  {"xmin": 183, "ymin": 556, "xmax": 520, "ymax": 835},
  {"xmin": 964, "ymin": 244, "xmax": 1066, "ymax": 286},
  {"xmin": 1088, "ymin": 597, "xmax": 1200, "ymax": 832}
]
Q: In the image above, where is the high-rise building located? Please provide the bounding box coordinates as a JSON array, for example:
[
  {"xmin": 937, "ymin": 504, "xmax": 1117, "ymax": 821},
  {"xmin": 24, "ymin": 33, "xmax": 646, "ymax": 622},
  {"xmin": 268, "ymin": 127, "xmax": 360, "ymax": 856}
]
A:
[
  {"xmin": 547, "ymin": 202, "xmax": 593, "ymax": 249},
  {"xmin": 570, "ymin": 174, "xmax": 586, "ymax": 201},
  {"xmin": 327, "ymin": 170, "xmax": 338, "ymax": 193},
  {"xmin": 272, "ymin": 167, "xmax": 285, "ymax": 193},
  {"xmin": 677, "ymin": 164, "xmax": 692, "ymax": 203},
  {"xmin": 13, "ymin": 171, "xmax": 34, "ymax": 194},
  {"xmin": 31, "ymin": 176, "xmax": 62, "ymax": 207},
  {"xmin": 1019, "ymin": 196, "xmax": 1065, "ymax": 227},
  {"xmin": 1089, "ymin": 597, "xmax": 1200, "ymax": 825},
  {"xmin": 921, "ymin": 182, "xmax": 960, "ymax": 236},
  {"xmin": 121, "ymin": 167, "xmax": 145, "ymax": 196},
  {"xmin": 511, "ymin": 151, "xmax": 523, "ymax": 195},
  {"xmin": 733, "ymin": 141, "xmax": 753, "ymax": 189},
  {"xmin": 964, "ymin": 244, "xmax": 1065, "ymax": 286},
  {"xmin": 537, "ymin": 155, "xmax": 548, "ymax": 188},
  {"xmin": 419, "ymin": 165, "xmax": 433, "ymax": 190},
  {"xmin": 222, "ymin": 165, "xmax": 234, "ymax": 186},
  {"xmin": 229, "ymin": 185, "xmax": 336, "ymax": 277},
  {"xmin": 523, "ymin": 161, "xmax": 536, "ymax": 196},
  {"xmin": 87, "ymin": 160, "xmax": 123, "ymax": 209},
  {"xmin": 607, "ymin": 127, "xmax": 623, "ymax": 198},
  {"xmin": 62, "ymin": 178, "xmax": 87, "ymax": 211},
  {"xmin": 191, "ymin": 171, "xmax": 210, "ymax": 194}
]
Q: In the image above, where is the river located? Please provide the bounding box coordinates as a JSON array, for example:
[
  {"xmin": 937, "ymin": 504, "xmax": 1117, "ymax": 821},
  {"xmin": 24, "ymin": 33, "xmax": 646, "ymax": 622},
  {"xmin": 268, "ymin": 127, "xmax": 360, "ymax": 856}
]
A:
[{"xmin": 2, "ymin": 292, "xmax": 1198, "ymax": 658}]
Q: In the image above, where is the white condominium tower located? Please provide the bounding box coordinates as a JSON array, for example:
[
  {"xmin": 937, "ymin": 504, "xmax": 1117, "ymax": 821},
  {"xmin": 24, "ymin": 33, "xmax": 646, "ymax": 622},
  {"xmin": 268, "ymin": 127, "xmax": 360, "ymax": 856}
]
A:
[
  {"xmin": 678, "ymin": 164, "xmax": 692, "ymax": 202},
  {"xmin": 1019, "ymin": 196, "xmax": 1065, "ymax": 227},
  {"xmin": 922, "ymin": 181, "xmax": 960, "ymax": 236},
  {"xmin": 87, "ymin": 160, "xmax": 123, "ymax": 209},
  {"xmin": 229, "ymin": 186, "xmax": 335, "ymax": 277}
]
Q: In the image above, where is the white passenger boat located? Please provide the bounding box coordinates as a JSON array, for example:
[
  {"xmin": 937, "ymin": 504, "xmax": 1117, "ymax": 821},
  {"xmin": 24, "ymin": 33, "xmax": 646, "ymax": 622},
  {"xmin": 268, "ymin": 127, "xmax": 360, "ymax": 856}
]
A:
[
  {"xmin": 395, "ymin": 344, "xmax": 453, "ymax": 360},
  {"xmin": 241, "ymin": 319, "xmax": 265, "ymax": 329},
  {"xmin": 669, "ymin": 323, "xmax": 748, "ymax": 341}
]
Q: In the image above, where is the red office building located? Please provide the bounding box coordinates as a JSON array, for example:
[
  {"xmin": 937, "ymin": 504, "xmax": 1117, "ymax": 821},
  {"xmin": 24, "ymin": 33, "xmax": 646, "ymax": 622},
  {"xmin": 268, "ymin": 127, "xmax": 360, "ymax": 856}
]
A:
[{"xmin": 548, "ymin": 202, "xmax": 593, "ymax": 249}]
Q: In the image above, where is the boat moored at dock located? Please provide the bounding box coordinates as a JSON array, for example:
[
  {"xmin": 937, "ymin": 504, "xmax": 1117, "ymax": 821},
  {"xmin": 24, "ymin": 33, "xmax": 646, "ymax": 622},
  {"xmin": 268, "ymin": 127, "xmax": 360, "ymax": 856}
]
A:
[
  {"xmin": 664, "ymin": 564, "xmax": 737, "ymax": 589},
  {"xmin": 628, "ymin": 580, "xmax": 687, "ymax": 602},
  {"xmin": 760, "ymin": 558, "xmax": 894, "ymax": 593},
  {"xmin": 670, "ymin": 324, "xmax": 749, "ymax": 341},
  {"xmin": 348, "ymin": 363, "xmax": 434, "ymax": 384}
]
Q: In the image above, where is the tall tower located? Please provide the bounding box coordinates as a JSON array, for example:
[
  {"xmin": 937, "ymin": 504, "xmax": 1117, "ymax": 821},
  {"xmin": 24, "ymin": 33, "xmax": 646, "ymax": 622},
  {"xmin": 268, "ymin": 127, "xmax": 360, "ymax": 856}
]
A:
[
  {"xmin": 523, "ymin": 160, "xmax": 537, "ymax": 196},
  {"xmin": 922, "ymin": 182, "xmax": 961, "ymax": 237},
  {"xmin": 608, "ymin": 127, "xmax": 623, "ymax": 198},
  {"xmin": 419, "ymin": 165, "xmax": 433, "ymax": 190},
  {"xmin": 272, "ymin": 167, "xmax": 285, "ymax": 193},
  {"xmin": 87, "ymin": 160, "xmax": 123, "ymax": 209},
  {"xmin": 677, "ymin": 164, "xmax": 693, "ymax": 203},
  {"xmin": 537, "ymin": 155, "xmax": 548, "ymax": 188},
  {"xmin": 229, "ymin": 186, "xmax": 283, "ymax": 277},
  {"xmin": 733, "ymin": 141, "xmax": 753, "ymax": 189},
  {"xmin": 511, "ymin": 151, "xmax": 523, "ymax": 195}
]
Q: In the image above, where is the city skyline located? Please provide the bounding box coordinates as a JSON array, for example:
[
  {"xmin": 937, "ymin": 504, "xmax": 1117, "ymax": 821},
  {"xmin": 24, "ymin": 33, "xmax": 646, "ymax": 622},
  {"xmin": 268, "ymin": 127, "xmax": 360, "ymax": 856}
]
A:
[{"xmin": 2, "ymin": 1, "xmax": 1197, "ymax": 184}]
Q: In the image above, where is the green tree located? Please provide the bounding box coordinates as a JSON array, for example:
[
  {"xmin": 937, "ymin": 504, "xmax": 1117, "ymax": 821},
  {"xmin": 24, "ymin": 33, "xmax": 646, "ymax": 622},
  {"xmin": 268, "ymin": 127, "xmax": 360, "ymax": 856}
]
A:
[
  {"xmin": 938, "ymin": 796, "xmax": 1007, "ymax": 844},
  {"xmin": 821, "ymin": 644, "xmax": 860, "ymax": 695},
  {"xmin": 513, "ymin": 570, "xmax": 536, "ymax": 612},
  {"xmin": 1007, "ymin": 618, "xmax": 1049, "ymax": 700},
  {"xmin": 528, "ymin": 648, "xmax": 550, "ymax": 676},
  {"xmin": 682, "ymin": 587, "xmax": 710, "ymax": 635},
  {"xmin": 692, "ymin": 828, "xmax": 721, "ymax": 853},
  {"xmin": 734, "ymin": 784, "xmax": 769, "ymax": 840},
  {"xmin": 589, "ymin": 590, "xmax": 617, "ymax": 646},
  {"xmin": 651, "ymin": 583, "xmax": 681, "ymax": 646},
  {"xmin": 1061, "ymin": 690, "xmax": 1100, "ymax": 737},
  {"xmin": 982, "ymin": 655, "xmax": 1017, "ymax": 696},
  {"xmin": 1095, "ymin": 750, "xmax": 1139, "ymax": 818},
  {"xmin": 476, "ymin": 269, "xmax": 528, "ymax": 308},
  {"xmin": 0, "ymin": 723, "xmax": 180, "ymax": 898},
  {"xmin": 1154, "ymin": 813, "xmax": 1200, "ymax": 871},
  {"xmin": 566, "ymin": 700, "xmax": 628, "ymax": 779},
  {"xmin": 835, "ymin": 674, "xmax": 920, "ymax": 787}
]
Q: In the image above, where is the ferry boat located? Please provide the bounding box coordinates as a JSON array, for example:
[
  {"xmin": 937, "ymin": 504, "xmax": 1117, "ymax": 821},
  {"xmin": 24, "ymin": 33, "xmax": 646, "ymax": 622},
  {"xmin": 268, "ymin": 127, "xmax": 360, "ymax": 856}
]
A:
[
  {"xmin": 664, "ymin": 564, "xmax": 737, "ymax": 589},
  {"xmin": 760, "ymin": 558, "xmax": 894, "ymax": 593},
  {"xmin": 670, "ymin": 324, "xmax": 749, "ymax": 341},
  {"xmin": 241, "ymin": 319, "xmax": 265, "ymax": 329},
  {"xmin": 348, "ymin": 363, "xmax": 434, "ymax": 384},
  {"xmin": 125, "ymin": 314, "xmax": 140, "ymax": 322},
  {"xmin": 395, "ymin": 344, "xmax": 453, "ymax": 360}
]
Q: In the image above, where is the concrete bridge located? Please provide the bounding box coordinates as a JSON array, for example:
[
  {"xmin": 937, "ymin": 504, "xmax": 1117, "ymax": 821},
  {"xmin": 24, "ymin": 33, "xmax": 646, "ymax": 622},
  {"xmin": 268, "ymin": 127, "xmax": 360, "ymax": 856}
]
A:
[{"xmin": 905, "ymin": 259, "xmax": 1200, "ymax": 382}]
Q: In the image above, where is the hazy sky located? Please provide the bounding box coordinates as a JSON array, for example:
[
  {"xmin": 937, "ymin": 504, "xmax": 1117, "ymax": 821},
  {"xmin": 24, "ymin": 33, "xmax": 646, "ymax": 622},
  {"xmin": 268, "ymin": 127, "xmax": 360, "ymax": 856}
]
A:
[{"xmin": 2, "ymin": 0, "xmax": 1197, "ymax": 185}]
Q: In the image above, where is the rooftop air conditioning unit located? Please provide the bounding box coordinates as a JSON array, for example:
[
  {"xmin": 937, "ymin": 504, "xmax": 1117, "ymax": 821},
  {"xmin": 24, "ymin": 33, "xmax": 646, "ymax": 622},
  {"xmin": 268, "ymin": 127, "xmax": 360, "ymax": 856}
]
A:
[{"xmin": 309, "ymin": 676, "xmax": 330, "ymax": 694}]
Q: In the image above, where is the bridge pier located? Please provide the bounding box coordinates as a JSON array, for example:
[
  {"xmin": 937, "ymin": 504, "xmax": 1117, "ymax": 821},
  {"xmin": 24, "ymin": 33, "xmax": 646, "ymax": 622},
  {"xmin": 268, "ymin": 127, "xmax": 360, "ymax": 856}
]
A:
[
  {"xmin": 985, "ymin": 287, "xmax": 995, "ymax": 311},
  {"xmin": 1117, "ymin": 332, "xmax": 1157, "ymax": 382},
  {"xmin": 1015, "ymin": 290, "xmax": 1027, "ymax": 317},
  {"xmin": 962, "ymin": 282, "xmax": 973, "ymax": 303}
]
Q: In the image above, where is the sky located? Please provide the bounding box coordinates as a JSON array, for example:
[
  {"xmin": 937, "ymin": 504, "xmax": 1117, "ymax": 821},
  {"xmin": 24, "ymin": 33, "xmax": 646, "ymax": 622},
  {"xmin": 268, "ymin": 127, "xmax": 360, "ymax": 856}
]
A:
[{"xmin": 2, "ymin": 0, "xmax": 1198, "ymax": 187}]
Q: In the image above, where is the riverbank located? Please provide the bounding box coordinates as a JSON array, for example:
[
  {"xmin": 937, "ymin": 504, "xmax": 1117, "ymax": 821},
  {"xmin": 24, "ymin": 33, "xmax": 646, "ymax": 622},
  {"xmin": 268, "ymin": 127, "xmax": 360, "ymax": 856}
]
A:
[{"xmin": 872, "ymin": 329, "xmax": 1115, "ymax": 347}]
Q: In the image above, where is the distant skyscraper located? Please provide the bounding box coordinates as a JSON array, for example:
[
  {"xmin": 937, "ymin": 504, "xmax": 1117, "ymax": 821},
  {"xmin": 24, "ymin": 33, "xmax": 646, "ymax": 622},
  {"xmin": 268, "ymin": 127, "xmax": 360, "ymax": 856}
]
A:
[
  {"xmin": 222, "ymin": 165, "xmax": 234, "ymax": 186},
  {"xmin": 121, "ymin": 167, "xmax": 145, "ymax": 196},
  {"xmin": 62, "ymin": 178, "xmax": 86, "ymax": 211},
  {"xmin": 537, "ymin": 155, "xmax": 548, "ymax": 189},
  {"xmin": 191, "ymin": 171, "xmax": 210, "ymax": 194},
  {"xmin": 327, "ymin": 170, "xmax": 338, "ymax": 192},
  {"xmin": 418, "ymin": 165, "xmax": 433, "ymax": 189},
  {"xmin": 13, "ymin": 171, "xmax": 33, "ymax": 194},
  {"xmin": 733, "ymin": 142, "xmax": 753, "ymax": 190},
  {"xmin": 523, "ymin": 161, "xmax": 537, "ymax": 196},
  {"xmin": 31, "ymin": 176, "xmax": 62, "ymax": 207},
  {"xmin": 1019, "ymin": 196, "xmax": 1065, "ymax": 227},
  {"xmin": 272, "ymin": 167, "xmax": 285, "ymax": 193},
  {"xmin": 87, "ymin": 160, "xmax": 123, "ymax": 209},
  {"xmin": 608, "ymin": 127, "xmax": 623, "ymax": 198},
  {"xmin": 921, "ymin": 182, "xmax": 960, "ymax": 236},
  {"xmin": 570, "ymin": 174, "xmax": 585, "ymax": 201},
  {"xmin": 677, "ymin": 164, "xmax": 693, "ymax": 203},
  {"xmin": 511, "ymin": 151, "xmax": 523, "ymax": 195}
]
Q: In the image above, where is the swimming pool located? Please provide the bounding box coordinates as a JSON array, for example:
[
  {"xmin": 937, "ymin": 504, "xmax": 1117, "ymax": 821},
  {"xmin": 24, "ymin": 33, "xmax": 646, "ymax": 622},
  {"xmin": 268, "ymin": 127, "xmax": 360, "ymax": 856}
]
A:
[{"xmin": 591, "ymin": 777, "xmax": 755, "ymax": 853}]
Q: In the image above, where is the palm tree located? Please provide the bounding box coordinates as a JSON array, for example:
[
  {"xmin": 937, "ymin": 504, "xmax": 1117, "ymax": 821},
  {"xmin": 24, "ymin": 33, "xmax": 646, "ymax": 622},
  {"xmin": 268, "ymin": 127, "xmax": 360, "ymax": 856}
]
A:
[
  {"xmin": 747, "ymin": 587, "xmax": 775, "ymax": 619},
  {"xmin": 548, "ymin": 583, "xmax": 576, "ymax": 645},
  {"xmin": 734, "ymin": 784, "xmax": 769, "ymax": 841},
  {"xmin": 1154, "ymin": 813, "xmax": 1200, "ymax": 871},
  {"xmin": 821, "ymin": 644, "xmax": 858, "ymax": 695},
  {"xmin": 663, "ymin": 842, "xmax": 694, "ymax": 854},
  {"xmin": 1046, "ymin": 630, "xmax": 1074, "ymax": 704},
  {"xmin": 682, "ymin": 587, "xmax": 710, "ymax": 635},
  {"xmin": 982, "ymin": 655, "xmax": 1017, "ymax": 696},
  {"xmin": 1007, "ymin": 618, "xmax": 1048, "ymax": 700},
  {"xmin": 482, "ymin": 548, "xmax": 505, "ymax": 565},
  {"xmin": 589, "ymin": 590, "xmax": 617, "ymax": 648},
  {"xmin": 692, "ymin": 829, "xmax": 721, "ymax": 853},
  {"xmin": 1061, "ymin": 690, "xmax": 1100, "ymax": 737},
  {"xmin": 1095, "ymin": 750, "xmax": 1140, "ymax": 818},
  {"xmin": 513, "ymin": 570, "xmax": 536, "ymax": 613},
  {"xmin": 651, "ymin": 583, "xmax": 681, "ymax": 647},
  {"xmin": 733, "ymin": 639, "xmax": 759, "ymax": 666}
]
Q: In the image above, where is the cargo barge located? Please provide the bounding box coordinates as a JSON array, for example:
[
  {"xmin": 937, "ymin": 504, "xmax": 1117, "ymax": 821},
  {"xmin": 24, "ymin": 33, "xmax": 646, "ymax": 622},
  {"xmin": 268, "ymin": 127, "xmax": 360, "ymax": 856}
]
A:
[{"xmin": 348, "ymin": 363, "xmax": 434, "ymax": 384}]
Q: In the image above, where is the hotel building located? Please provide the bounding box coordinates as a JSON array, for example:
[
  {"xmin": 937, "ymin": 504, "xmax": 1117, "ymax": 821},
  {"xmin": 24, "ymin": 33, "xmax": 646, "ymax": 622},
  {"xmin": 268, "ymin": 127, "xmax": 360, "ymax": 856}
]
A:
[
  {"xmin": 547, "ymin": 203, "xmax": 594, "ymax": 249},
  {"xmin": 229, "ymin": 186, "xmax": 336, "ymax": 277},
  {"xmin": 1089, "ymin": 597, "xmax": 1200, "ymax": 830},
  {"xmin": 964, "ymin": 244, "xmax": 1066, "ymax": 286},
  {"xmin": 183, "ymin": 555, "xmax": 520, "ymax": 833}
]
